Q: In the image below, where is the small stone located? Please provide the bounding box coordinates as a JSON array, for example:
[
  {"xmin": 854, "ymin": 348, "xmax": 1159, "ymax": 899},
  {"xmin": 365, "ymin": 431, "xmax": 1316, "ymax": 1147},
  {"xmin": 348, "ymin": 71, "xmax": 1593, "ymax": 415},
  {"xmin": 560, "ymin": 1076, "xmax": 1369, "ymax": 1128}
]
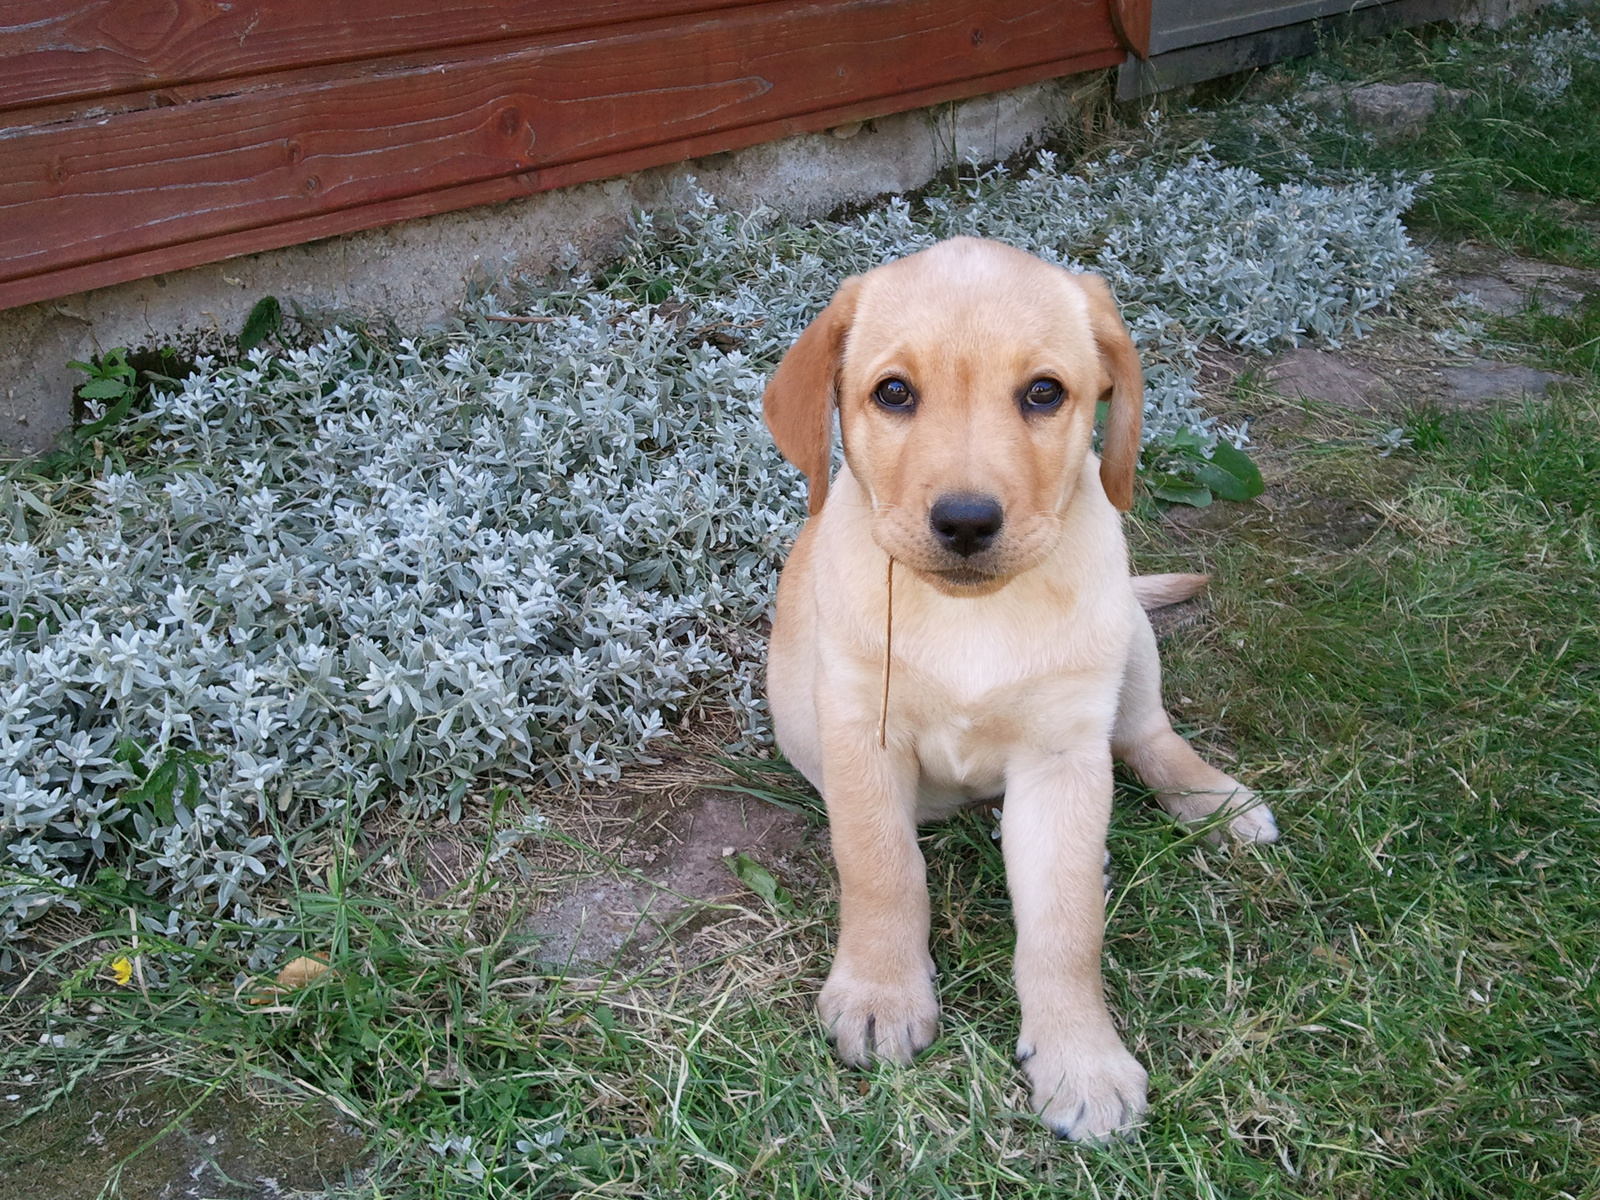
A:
[{"xmin": 1316, "ymin": 82, "xmax": 1471, "ymax": 137}]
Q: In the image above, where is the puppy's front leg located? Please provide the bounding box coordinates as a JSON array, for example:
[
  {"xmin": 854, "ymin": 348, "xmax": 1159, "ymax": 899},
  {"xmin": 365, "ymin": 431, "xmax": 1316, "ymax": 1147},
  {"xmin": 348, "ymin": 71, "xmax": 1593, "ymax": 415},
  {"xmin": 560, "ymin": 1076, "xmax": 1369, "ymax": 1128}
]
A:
[
  {"xmin": 1005, "ymin": 750, "xmax": 1148, "ymax": 1141},
  {"xmin": 817, "ymin": 722, "xmax": 939, "ymax": 1066}
]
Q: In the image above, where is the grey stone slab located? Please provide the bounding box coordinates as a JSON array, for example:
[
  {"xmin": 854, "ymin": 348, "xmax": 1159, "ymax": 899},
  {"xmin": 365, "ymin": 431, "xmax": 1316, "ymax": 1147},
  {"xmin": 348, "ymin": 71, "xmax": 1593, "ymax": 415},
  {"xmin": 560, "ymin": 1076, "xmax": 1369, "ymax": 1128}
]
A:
[
  {"xmin": 1444, "ymin": 252, "xmax": 1597, "ymax": 316},
  {"xmin": 1440, "ymin": 361, "xmax": 1564, "ymax": 405},
  {"xmin": 1346, "ymin": 82, "xmax": 1470, "ymax": 134},
  {"xmin": 1267, "ymin": 347, "xmax": 1391, "ymax": 410},
  {"xmin": 1452, "ymin": 274, "xmax": 1529, "ymax": 315},
  {"xmin": 526, "ymin": 792, "xmax": 810, "ymax": 967}
]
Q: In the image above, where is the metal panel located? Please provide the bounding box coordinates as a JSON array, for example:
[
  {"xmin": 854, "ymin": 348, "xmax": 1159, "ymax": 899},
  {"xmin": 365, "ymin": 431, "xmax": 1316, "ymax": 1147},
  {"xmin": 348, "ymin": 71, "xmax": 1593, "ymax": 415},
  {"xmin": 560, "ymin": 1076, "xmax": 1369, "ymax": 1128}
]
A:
[
  {"xmin": 1147, "ymin": 0, "xmax": 1387, "ymax": 55},
  {"xmin": 1120, "ymin": 0, "xmax": 1460, "ymax": 98}
]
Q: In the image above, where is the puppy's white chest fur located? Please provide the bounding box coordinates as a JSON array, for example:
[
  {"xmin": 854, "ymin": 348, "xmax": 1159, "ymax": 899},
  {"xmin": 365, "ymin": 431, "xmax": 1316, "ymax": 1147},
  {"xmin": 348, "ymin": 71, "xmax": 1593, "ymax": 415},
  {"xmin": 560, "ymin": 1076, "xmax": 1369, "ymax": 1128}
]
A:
[
  {"xmin": 894, "ymin": 578, "xmax": 1133, "ymax": 812},
  {"xmin": 806, "ymin": 468, "xmax": 1136, "ymax": 812}
]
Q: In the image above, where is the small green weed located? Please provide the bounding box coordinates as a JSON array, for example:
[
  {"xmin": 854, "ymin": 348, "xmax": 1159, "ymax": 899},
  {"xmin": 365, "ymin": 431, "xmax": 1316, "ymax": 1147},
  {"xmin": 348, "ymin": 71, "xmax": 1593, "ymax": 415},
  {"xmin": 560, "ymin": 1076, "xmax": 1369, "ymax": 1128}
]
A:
[
  {"xmin": 67, "ymin": 348, "xmax": 138, "ymax": 421},
  {"xmin": 1143, "ymin": 427, "xmax": 1266, "ymax": 507},
  {"xmin": 239, "ymin": 295, "xmax": 284, "ymax": 352},
  {"xmin": 16, "ymin": 347, "xmax": 190, "ymax": 486},
  {"xmin": 112, "ymin": 740, "xmax": 218, "ymax": 831}
]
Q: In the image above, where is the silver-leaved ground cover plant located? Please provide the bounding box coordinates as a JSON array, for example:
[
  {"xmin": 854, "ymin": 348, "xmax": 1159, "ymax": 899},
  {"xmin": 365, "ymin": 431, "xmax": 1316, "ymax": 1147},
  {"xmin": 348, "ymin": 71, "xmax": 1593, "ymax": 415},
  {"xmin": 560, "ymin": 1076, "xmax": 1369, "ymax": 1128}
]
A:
[{"xmin": 0, "ymin": 141, "xmax": 1422, "ymax": 940}]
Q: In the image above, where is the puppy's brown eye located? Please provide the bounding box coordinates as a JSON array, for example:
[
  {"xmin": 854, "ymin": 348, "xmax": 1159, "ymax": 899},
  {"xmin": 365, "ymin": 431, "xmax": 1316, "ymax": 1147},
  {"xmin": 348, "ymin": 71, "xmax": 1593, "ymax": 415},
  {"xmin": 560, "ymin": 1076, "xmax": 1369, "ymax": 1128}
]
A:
[
  {"xmin": 1023, "ymin": 378, "xmax": 1064, "ymax": 412},
  {"xmin": 874, "ymin": 378, "xmax": 915, "ymax": 410}
]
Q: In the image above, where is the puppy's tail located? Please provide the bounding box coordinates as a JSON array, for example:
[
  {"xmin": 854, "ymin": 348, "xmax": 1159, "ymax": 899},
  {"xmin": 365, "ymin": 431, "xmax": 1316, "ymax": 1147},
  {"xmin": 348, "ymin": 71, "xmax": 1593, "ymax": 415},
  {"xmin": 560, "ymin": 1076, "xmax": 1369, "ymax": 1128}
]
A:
[{"xmin": 1132, "ymin": 573, "xmax": 1211, "ymax": 611}]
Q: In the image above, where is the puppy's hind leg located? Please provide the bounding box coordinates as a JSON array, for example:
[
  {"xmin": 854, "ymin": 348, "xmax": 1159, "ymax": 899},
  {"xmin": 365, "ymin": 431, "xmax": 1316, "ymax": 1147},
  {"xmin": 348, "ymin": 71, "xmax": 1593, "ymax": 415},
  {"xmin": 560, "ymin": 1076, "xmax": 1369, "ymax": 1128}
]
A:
[{"xmin": 1111, "ymin": 602, "xmax": 1279, "ymax": 844}]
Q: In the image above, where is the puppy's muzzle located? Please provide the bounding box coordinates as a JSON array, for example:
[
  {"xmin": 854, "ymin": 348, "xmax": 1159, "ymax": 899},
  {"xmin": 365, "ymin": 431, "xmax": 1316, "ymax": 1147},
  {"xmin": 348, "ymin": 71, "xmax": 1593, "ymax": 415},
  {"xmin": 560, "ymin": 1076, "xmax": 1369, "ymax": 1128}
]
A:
[{"xmin": 929, "ymin": 494, "xmax": 1004, "ymax": 558}]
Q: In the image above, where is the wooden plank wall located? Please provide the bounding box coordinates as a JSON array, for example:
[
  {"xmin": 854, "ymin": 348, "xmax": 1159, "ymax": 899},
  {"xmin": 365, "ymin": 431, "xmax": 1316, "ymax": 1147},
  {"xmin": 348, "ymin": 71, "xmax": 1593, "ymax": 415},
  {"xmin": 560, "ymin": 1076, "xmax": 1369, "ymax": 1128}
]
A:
[{"xmin": 0, "ymin": 1, "xmax": 1140, "ymax": 312}]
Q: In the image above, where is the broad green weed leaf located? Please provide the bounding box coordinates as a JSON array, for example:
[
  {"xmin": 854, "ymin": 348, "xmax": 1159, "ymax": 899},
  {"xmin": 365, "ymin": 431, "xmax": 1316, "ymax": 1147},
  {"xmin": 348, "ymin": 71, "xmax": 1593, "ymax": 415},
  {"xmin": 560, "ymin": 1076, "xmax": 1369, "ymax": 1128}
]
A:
[
  {"xmin": 1148, "ymin": 475, "xmax": 1214, "ymax": 506},
  {"xmin": 1191, "ymin": 460, "xmax": 1256, "ymax": 502},
  {"xmin": 78, "ymin": 378, "xmax": 133, "ymax": 400},
  {"xmin": 240, "ymin": 296, "xmax": 283, "ymax": 352},
  {"xmin": 729, "ymin": 852, "xmax": 794, "ymax": 915},
  {"xmin": 1204, "ymin": 440, "xmax": 1265, "ymax": 499}
]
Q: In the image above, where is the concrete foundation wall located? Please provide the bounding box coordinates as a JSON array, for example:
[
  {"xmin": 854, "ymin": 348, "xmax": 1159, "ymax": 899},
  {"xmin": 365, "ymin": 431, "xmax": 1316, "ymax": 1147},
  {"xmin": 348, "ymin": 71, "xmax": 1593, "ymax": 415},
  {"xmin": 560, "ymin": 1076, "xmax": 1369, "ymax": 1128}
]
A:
[{"xmin": 0, "ymin": 74, "xmax": 1105, "ymax": 455}]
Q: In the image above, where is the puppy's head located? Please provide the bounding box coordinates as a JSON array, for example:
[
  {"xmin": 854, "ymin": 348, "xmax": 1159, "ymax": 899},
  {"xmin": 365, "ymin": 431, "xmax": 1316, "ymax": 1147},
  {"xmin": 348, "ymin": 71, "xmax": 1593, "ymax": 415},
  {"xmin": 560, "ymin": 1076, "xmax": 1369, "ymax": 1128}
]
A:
[{"xmin": 763, "ymin": 237, "xmax": 1142, "ymax": 595}]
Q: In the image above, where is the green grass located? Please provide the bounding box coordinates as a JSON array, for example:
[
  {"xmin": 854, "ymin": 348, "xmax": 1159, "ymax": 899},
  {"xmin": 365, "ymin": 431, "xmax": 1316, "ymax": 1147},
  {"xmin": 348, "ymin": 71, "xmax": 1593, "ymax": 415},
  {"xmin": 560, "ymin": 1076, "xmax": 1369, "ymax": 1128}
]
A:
[
  {"xmin": 1189, "ymin": 6, "xmax": 1600, "ymax": 266},
  {"xmin": 1496, "ymin": 293, "xmax": 1600, "ymax": 380},
  {"xmin": 1132, "ymin": 389, "xmax": 1600, "ymax": 1196},
  {"xmin": 6, "ymin": 385, "xmax": 1598, "ymax": 1198}
]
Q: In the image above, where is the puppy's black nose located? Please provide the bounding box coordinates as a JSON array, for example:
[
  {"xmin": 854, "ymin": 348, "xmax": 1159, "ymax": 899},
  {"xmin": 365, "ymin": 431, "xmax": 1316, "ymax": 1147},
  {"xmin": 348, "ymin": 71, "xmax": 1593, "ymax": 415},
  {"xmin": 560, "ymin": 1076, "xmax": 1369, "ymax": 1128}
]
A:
[{"xmin": 929, "ymin": 494, "xmax": 1004, "ymax": 557}]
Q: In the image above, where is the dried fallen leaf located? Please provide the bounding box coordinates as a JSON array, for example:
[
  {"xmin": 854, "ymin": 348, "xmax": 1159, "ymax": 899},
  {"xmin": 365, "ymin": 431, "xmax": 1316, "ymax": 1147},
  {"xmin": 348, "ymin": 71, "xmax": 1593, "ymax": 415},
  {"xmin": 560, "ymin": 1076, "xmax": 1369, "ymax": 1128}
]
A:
[
  {"xmin": 276, "ymin": 956, "xmax": 332, "ymax": 989},
  {"xmin": 1310, "ymin": 944, "xmax": 1352, "ymax": 968}
]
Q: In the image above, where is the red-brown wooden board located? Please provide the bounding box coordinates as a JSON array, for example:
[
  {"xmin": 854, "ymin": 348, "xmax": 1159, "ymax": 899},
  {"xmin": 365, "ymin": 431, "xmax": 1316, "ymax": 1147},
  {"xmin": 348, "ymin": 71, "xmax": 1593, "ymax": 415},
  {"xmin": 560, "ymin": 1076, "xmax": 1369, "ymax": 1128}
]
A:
[
  {"xmin": 0, "ymin": 1, "xmax": 756, "ymax": 114},
  {"xmin": 1111, "ymin": 0, "xmax": 1153, "ymax": 58},
  {"xmin": 0, "ymin": 0, "xmax": 1138, "ymax": 312}
]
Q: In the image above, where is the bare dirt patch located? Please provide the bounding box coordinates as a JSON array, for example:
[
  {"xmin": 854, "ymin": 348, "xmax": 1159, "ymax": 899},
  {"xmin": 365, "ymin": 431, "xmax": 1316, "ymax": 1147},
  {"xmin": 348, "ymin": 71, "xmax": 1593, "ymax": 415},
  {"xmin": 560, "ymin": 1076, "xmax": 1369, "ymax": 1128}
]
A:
[
  {"xmin": 0, "ymin": 1080, "xmax": 365, "ymax": 1200},
  {"xmin": 1265, "ymin": 348, "xmax": 1396, "ymax": 413},
  {"xmin": 524, "ymin": 781, "xmax": 823, "ymax": 971}
]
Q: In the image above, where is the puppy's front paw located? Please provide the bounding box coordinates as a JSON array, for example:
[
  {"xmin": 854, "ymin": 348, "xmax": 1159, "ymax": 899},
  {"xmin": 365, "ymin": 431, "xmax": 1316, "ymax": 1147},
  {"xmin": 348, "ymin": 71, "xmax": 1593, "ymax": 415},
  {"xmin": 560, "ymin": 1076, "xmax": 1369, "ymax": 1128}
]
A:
[
  {"xmin": 1165, "ymin": 780, "xmax": 1279, "ymax": 846},
  {"xmin": 819, "ymin": 958, "xmax": 939, "ymax": 1066},
  {"xmin": 1225, "ymin": 794, "xmax": 1279, "ymax": 844},
  {"xmin": 1018, "ymin": 1033, "xmax": 1149, "ymax": 1142}
]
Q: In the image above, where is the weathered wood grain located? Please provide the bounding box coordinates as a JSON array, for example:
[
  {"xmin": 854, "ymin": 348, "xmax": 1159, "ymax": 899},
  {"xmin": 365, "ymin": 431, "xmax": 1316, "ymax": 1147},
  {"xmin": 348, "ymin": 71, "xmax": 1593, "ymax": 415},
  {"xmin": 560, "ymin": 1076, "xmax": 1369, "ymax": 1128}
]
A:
[
  {"xmin": 0, "ymin": 0, "xmax": 1124, "ymax": 308},
  {"xmin": 0, "ymin": 1, "xmax": 751, "ymax": 113}
]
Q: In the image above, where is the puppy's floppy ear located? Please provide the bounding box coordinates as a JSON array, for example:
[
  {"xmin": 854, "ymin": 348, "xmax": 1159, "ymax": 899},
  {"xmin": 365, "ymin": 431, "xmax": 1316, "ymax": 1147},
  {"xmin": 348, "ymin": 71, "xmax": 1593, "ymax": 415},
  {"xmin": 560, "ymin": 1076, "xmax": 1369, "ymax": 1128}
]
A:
[
  {"xmin": 763, "ymin": 276, "xmax": 862, "ymax": 516},
  {"xmin": 1075, "ymin": 273, "xmax": 1143, "ymax": 512}
]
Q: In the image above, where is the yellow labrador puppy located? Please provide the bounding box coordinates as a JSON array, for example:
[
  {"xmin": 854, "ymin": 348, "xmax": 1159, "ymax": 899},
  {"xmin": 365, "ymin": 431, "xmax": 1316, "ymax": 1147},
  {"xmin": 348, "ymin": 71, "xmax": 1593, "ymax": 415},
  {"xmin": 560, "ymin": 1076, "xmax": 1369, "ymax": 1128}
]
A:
[{"xmin": 763, "ymin": 237, "xmax": 1278, "ymax": 1142}]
